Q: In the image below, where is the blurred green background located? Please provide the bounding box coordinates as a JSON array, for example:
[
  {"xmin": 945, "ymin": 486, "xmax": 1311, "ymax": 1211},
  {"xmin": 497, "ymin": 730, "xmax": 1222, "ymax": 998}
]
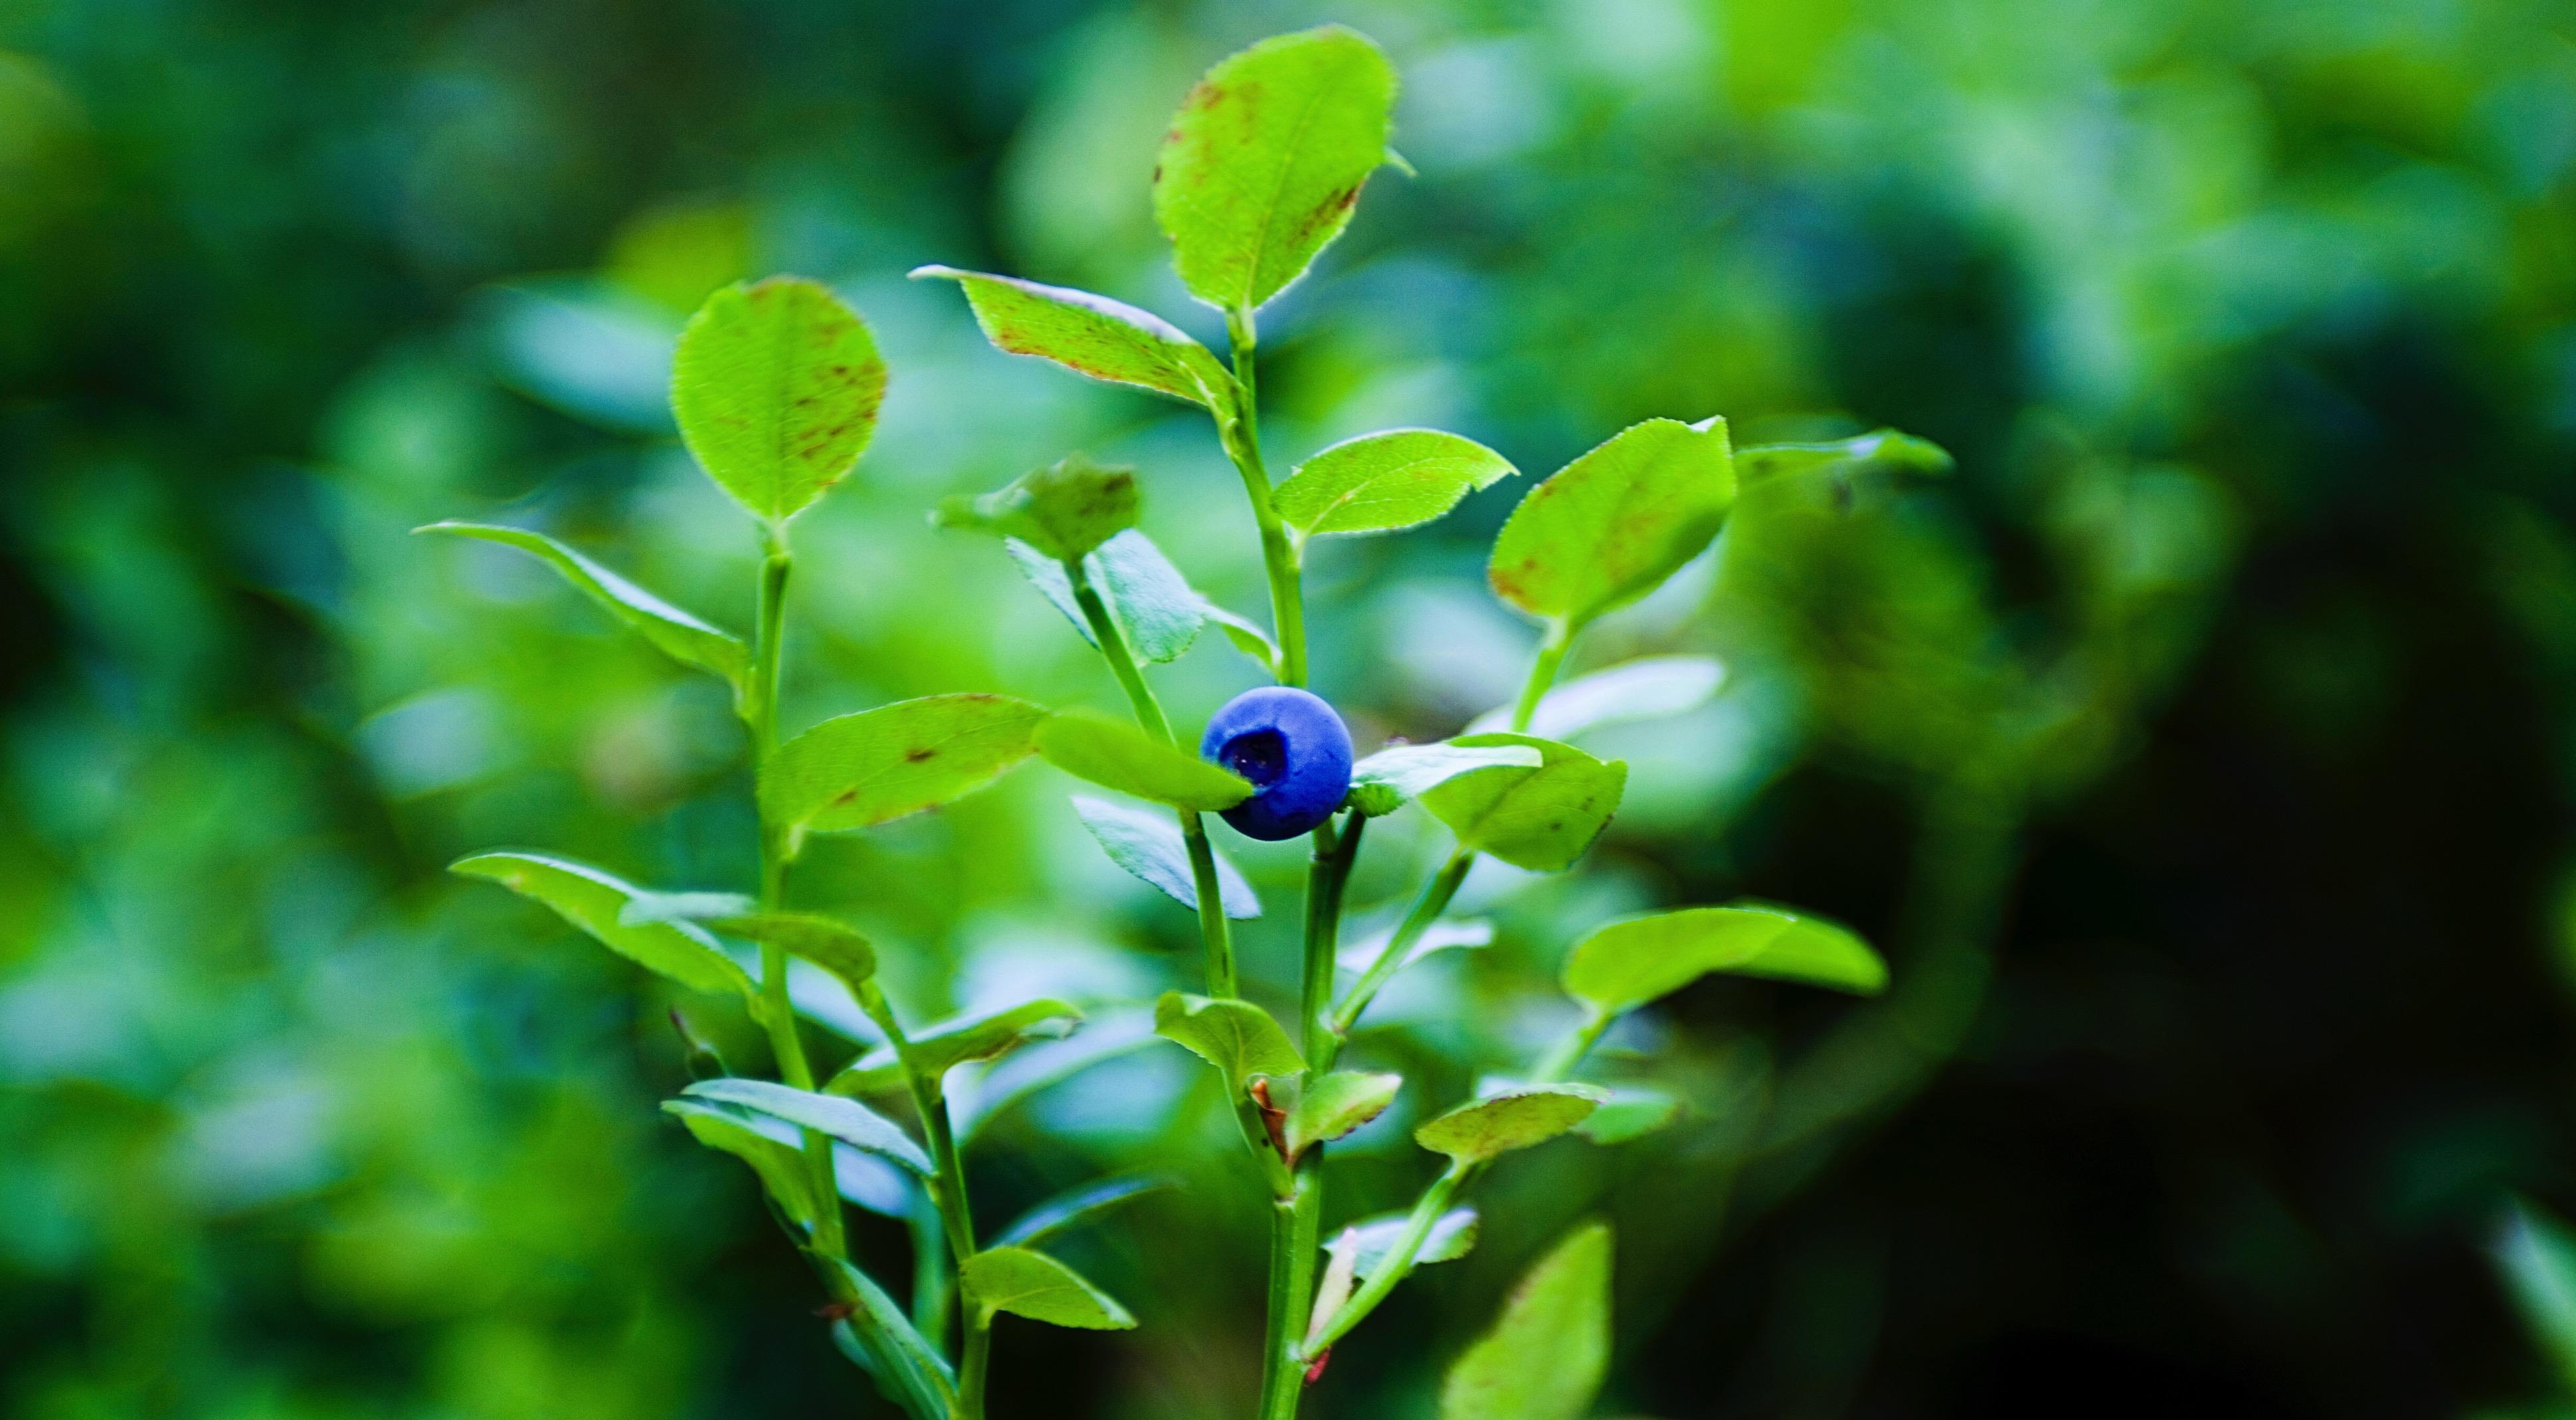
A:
[{"xmin": 5, "ymin": 0, "xmax": 2576, "ymax": 1415}]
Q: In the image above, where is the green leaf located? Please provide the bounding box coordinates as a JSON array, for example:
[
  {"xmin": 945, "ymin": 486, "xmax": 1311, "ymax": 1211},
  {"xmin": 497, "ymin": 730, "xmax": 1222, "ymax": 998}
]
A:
[
  {"xmin": 1153, "ymin": 991, "xmax": 1305, "ymax": 1092},
  {"xmin": 452, "ymin": 852, "xmax": 753, "ymax": 998},
  {"xmin": 681, "ymin": 1078, "xmax": 934, "ymax": 1174},
  {"xmin": 1036, "ymin": 710, "xmax": 1251, "ymax": 811},
  {"xmin": 992, "ymin": 1173, "xmax": 1176, "ymax": 1250},
  {"xmin": 935, "ymin": 454, "xmax": 1139, "ymax": 562},
  {"xmin": 818, "ymin": 1255, "xmax": 957, "ymax": 1420},
  {"xmin": 1335, "ymin": 1206, "xmax": 1480, "ymax": 1277},
  {"xmin": 832, "ymin": 999, "xmax": 1084, "ymax": 1092},
  {"xmin": 911, "ymin": 266, "xmax": 1232, "ymax": 412},
  {"xmin": 1348, "ymin": 740, "xmax": 1544, "ymax": 817},
  {"xmin": 2498, "ymin": 1200, "xmax": 2576, "ymax": 1387},
  {"xmin": 763, "ymin": 694, "xmax": 1049, "ymax": 852},
  {"xmin": 1736, "ymin": 429, "xmax": 1952, "ymax": 488},
  {"xmin": 1489, "ymin": 417, "xmax": 1734, "ymax": 629},
  {"xmin": 1469, "ymin": 655, "xmax": 1726, "ymax": 740},
  {"xmin": 1089, "ymin": 530, "xmax": 1204, "ymax": 663},
  {"xmin": 1560, "ymin": 904, "xmax": 1887, "ymax": 1015},
  {"xmin": 1574, "ymin": 1087, "xmax": 1683, "ymax": 1145},
  {"xmin": 1281, "ymin": 1070, "xmax": 1401, "ymax": 1160},
  {"xmin": 960, "ymin": 1247, "xmax": 1138, "ymax": 1330},
  {"xmin": 664, "ymin": 1098, "xmax": 820, "ymax": 1231},
  {"xmin": 704, "ymin": 911, "xmax": 877, "ymax": 1000},
  {"xmin": 1413, "ymin": 1084, "xmax": 1605, "ymax": 1165},
  {"xmin": 1071, "ymin": 795, "xmax": 1261, "ymax": 919},
  {"xmin": 1418, "ymin": 734, "xmax": 1625, "ymax": 872},
  {"xmin": 417, "ymin": 522, "xmax": 749, "ymax": 698},
  {"xmin": 1200, "ymin": 599, "xmax": 1281, "ymax": 674},
  {"xmin": 1275, "ymin": 429, "xmax": 1517, "ymax": 540},
  {"xmin": 1154, "ymin": 25, "xmax": 1398, "ymax": 314},
  {"xmin": 1002, "ymin": 530, "xmax": 1203, "ymax": 665},
  {"xmin": 670, "ymin": 276, "xmax": 885, "ymax": 523},
  {"xmin": 1438, "ymin": 1223, "xmax": 1613, "ymax": 1420},
  {"xmin": 1336, "ymin": 918, "xmax": 1492, "ymax": 972}
]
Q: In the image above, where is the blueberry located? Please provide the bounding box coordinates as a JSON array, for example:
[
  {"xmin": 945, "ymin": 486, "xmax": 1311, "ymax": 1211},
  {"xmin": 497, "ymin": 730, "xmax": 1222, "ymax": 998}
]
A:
[{"xmin": 1200, "ymin": 686, "xmax": 1354, "ymax": 840}]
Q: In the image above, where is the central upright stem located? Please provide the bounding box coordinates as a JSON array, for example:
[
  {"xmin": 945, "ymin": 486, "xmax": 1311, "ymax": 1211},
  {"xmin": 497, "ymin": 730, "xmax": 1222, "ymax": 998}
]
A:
[{"xmin": 1224, "ymin": 308, "xmax": 1307, "ymax": 688}]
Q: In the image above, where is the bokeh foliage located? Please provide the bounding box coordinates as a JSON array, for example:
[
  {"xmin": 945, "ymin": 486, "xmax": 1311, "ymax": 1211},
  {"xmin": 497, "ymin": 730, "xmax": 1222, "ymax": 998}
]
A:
[{"xmin": 2, "ymin": 1, "xmax": 2575, "ymax": 1417}]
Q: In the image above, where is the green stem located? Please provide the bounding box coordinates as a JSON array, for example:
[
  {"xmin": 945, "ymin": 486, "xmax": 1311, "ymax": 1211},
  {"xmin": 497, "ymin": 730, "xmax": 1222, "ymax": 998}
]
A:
[
  {"xmin": 1302, "ymin": 816, "xmax": 1362, "ymax": 1061},
  {"xmin": 860, "ymin": 980, "xmax": 986, "ymax": 1419},
  {"xmin": 1510, "ymin": 619, "xmax": 1574, "ymax": 734},
  {"xmin": 1220, "ymin": 308, "xmax": 1307, "ymax": 687},
  {"xmin": 1327, "ymin": 851, "xmax": 1472, "ymax": 1053},
  {"xmin": 958, "ymin": 1318, "xmax": 992, "ymax": 1420},
  {"xmin": 1066, "ymin": 556, "xmax": 1236, "ymax": 998},
  {"xmin": 749, "ymin": 529, "xmax": 844, "ymax": 1260}
]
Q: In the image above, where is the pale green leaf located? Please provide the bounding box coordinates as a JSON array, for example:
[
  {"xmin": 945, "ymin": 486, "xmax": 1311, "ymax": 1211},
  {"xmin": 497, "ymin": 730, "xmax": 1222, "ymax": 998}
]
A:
[
  {"xmin": 1335, "ymin": 1206, "xmax": 1480, "ymax": 1278},
  {"xmin": 1574, "ymin": 1087, "xmax": 1683, "ymax": 1145},
  {"xmin": 1336, "ymin": 918, "xmax": 1492, "ymax": 972},
  {"xmin": 1439, "ymin": 1223, "xmax": 1613, "ymax": 1420},
  {"xmin": 1036, "ymin": 710, "xmax": 1251, "ymax": 811},
  {"xmin": 934, "ymin": 454, "xmax": 1139, "ymax": 561},
  {"xmin": 818, "ymin": 1255, "xmax": 957, "ymax": 1420},
  {"xmin": 663, "ymin": 1098, "xmax": 819, "ymax": 1231},
  {"xmin": 961, "ymin": 1247, "xmax": 1138, "ymax": 1330},
  {"xmin": 417, "ymin": 522, "xmax": 749, "ymax": 697},
  {"xmin": 1200, "ymin": 599, "xmax": 1281, "ymax": 674},
  {"xmin": 682, "ymin": 1078, "xmax": 933, "ymax": 1174},
  {"xmin": 1560, "ymin": 904, "xmax": 1887, "ymax": 1015},
  {"xmin": 1413, "ymin": 1084, "xmax": 1606, "ymax": 1164},
  {"xmin": 1070, "ymin": 795, "xmax": 1261, "ymax": 918},
  {"xmin": 1153, "ymin": 991, "xmax": 1304, "ymax": 1091},
  {"xmin": 1154, "ymin": 25, "xmax": 1398, "ymax": 314},
  {"xmin": 1418, "ymin": 734, "xmax": 1625, "ymax": 872},
  {"xmin": 1282, "ymin": 1070, "xmax": 1401, "ymax": 1160},
  {"xmin": 1489, "ymin": 417, "xmax": 1734, "ymax": 628},
  {"xmin": 1090, "ymin": 529, "xmax": 1204, "ymax": 663},
  {"xmin": 452, "ymin": 852, "xmax": 752, "ymax": 998},
  {"xmin": 992, "ymin": 1173, "xmax": 1176, "ymax": 1250},
  {"xmin": 911, "ymin": 265, "xmax": 1232, "ymax": 412},
  {"xmin": 762, "ymin": 694, "xmax": 1049, "ymax": 851},
  {"xmin": 830, "ymin": 999, "xmax": 1083, "ymax": 1092},
  {"xmin": 670, "ymin": 276, "xmax": 885, "ymax": 522},
  {"xmin": 1469, "ymin": 655, "xmax": 1726, "ymax": 740},
  {"xmin": 2498, "ymin": 1200, "xmax": 2576, "ymax": 1387},
  {"xmin": 705, "ymin": 911, "xmax": 877, "ymax": 1000},
  {"xmin": 1275, "ymin": 429, "xmax": 1517, "ymax": 539},
  {"xmin": 1349, "ymin": 740, "xmax": 1543, "ymax": 817}
]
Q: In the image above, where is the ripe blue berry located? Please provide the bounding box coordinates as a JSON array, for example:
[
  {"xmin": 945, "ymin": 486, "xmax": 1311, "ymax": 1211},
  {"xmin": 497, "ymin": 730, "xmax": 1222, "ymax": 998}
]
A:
[{"xmin": 1200, "ymin": 686, "xmax": 1354, "ymax": 840}]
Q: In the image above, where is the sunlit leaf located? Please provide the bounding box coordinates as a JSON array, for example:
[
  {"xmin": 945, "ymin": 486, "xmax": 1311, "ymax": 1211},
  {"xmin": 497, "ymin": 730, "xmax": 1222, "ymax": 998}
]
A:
[
  {"xmin": 1281, "ymin": 1070, "xmax": 1401, "ymax": 1160},
  {"xmin": 1070, "ymin": 795, "xmax": 1261, "ymax": 918},
  {"xmin": 1275, "ymin": 429, "xmax": 1517, "ymax": 539},
  {"xmin": 1090, "ymin": 530, "xmax": 1204, "ymax": 663},
  {"xmin": 1438, "ymin": 1222, "xmax": 1612, "ymax": 1420},
  {"xmin": 763, "ymin": 694, "xmax": 1049, "ymax": 852},
  {"xmin": 418, "ymin": 522, "xmax": 749, "ymax": 699},
  {"xmin": 1469, "ymin": 655, "xmax": 1726, "ymax": 740},
  {"xmin": 1489, "ymin": 417, "xmax": 1733, "ymax": 629},
  {"xmin": 1573, "ymin": 1087, "xmax": 1683, "ymax": 1145},
  {"xmin": 1036, "ymin": 710, "xmax": 1251, "ymax": 811},
  {"xmin": 671, "ymin": 276, "xmax": 885, "ymax": 522},
  {"xmin": 452, "ymin": 852, "xmax": 752, "ymax": 998},
  {"xmin": 1153, "ymin": 991, "xmax": 1304, "ymax": 1091},
  {"xmin": 1560, "ymin": 904, "xmax": 1886, "ymax": 1015},
  {"xmin": 1336, "ymin": 918, "xmax": 1493, "ymax": 972},
  {"xmin": 935, "ymin": 454, "xmax": 1139, "ymax": 562},
  {"xmin": 960, "ymin": 1247, "xmax": 1138, "ymax": 1330},
  {"xmin": 1418, "ymin": 734, "xmax": 1625, "ymax": 872},
  {"xmin": 1413, "ymin": 1084, "xmax": 1604, "ymax": 1164},
  {"xmin": 1348, "ymin": 740, "xmax": 1542, "ymax": 817},
  {"xmin": 991, "ymin": 1173, "xmax": 1176, "ymax": 1250},
  {"xmin": 682, "ymin": 1078, "xmax": 933, "ymax": 1174},
  {"xmin": 831, "ymin": 999, "xmax": 1084, "ymax": 1092},
  {"xmin": 911, "ymin": 265, "xmax": 1232, "ymax": 412},
  {"xmin": 1154, "ymin": 25, "xmax": 1397, "ymax": 314}
]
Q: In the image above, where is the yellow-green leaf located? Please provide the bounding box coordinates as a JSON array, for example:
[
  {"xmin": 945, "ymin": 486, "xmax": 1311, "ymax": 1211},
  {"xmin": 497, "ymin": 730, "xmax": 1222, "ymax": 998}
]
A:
[
  {"xmin": 1275, "ymin": 429, "xmax": 1516, "ymax": 540},
  {"xmin": 1560, "ymin": 904, "xmax": 1887, "ymax": 1015},
  {"xmin": 1438, "ymin": 1223, "xmax": 1613, "ymax": 1420},
  {"xmin": 1418, "ymin": 734, "xmax": 1625, "ymax": 872},
  {"xmin": 1413, "ymin": 1084, "xmax": 1604, "ymax": 1164},
  {"xmin": 960, "ymin": 1247, "xmax": 1138, "ymax": 1330},
  {"xmin": 671, "ymin": 276, "xmax": 885, "ymax": 522},
  {"xmin": 1153, "ymin": 991, "xmax": 1303, "ymax": 1091},
  {"xmin": 1036, "ymin": 710, "xmax": 1252, "ymax": 811},
  {"xmin": 912, "ymin": 266, "xmax": 1232, "ymax": 412},
  {"xmin": 452, "ymin": 851, "xmax": 752, "ymax": 998},
  {"xmin": 1489, "ymin": 417, "xmax": 1734, "ymax": 629},
  {"xmin": 762, "ymin": 694, "xmax": 1049, "ymax": 853},
  {"xmin": 416, "ymin": 522, "xmax": 749, "ymax": 698}
]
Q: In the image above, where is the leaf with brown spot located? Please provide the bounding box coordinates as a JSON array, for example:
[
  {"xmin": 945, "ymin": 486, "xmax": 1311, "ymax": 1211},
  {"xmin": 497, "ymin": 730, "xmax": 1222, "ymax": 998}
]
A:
[
  {"xmin": 911, "ymin": 266, "xmax": 1232, "ymax": 413},
  {"xmin": 671, "ymin": 276, "xmax": 885, "ymax": 523},
  {"xmin": 1487, "ymin": 417, "xmax": 1735, "ymax": 631},
  {"xmin": 761, "ymin": 694, "xmax": 1049, "ymax": 854},
  {"xmin": 1418, "ymin": 733, "xmax": 1625, "ymax": 872}
]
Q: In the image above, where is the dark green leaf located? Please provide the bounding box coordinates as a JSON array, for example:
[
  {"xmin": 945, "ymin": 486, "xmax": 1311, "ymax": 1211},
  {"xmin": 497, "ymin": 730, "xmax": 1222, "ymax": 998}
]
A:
[
  {"xmin": 1275, "ymin": 429, "xmax": 1516, "ymax": 540},
  {"xmin": 818, "ymin": 1255, "xmax": 957, "ymax": 1420},
  {"xmin": 911, "ymin": 266, "xmax": 1232, "ymax": 412},
  {"xmin": 1573, "ymin": 1087, "xmax": 1683, "ymax": 1145},
  {"xmin": 1036, "ymin": 710, "xmax": 1251, "ymax": 811},
  {"xmin": 1469, "ymin": 655, "xmax": 1726, "ymax": 740},
  {"xmin": 1489, "ymin": 417, "xmax": 1734, "ymax": 629},
  {"xmin": 960, "ymin": 1247, "xmax": 1138, "ymax": 1330},
  {"xmin": 934, "ymin": 454, "xmax": 1139, "ymax": 561},
  {"xmin": 452, "ymin": 852, "xmax": 753, "ymax": 998},
  {"xmin": 417, "ymin": 522, "xmax": 749, "ymax": 698},
  {"xmin": 762, "ymin": 694, "xmax": 1049, "ymax": 853},
  {"xmin": 1438, "ymin": 1222, "xmax": 1612, "ymax": 1420},
  {"xmin": 1070, "ymin": 795, "xmax": 1261, "ymax": 919},
  {"xmin": 1418, "ymin": 734, "xmax": 1625, "ymax": 872},
  {"xmin": 991, "ymin": 1173, "xmax": 1176, "ymax": 1250},
  {"xmin": 1348, "ymin": 741, "xmax": 1543, "ymax": 817},
  {"xmin": 1281, "ymin": 1070, "xmax": 1401, "ymax": 1160},
  {"xmin": 707, "ymin": 911, "xmax": 877, "ymax": 1001},
  {"xmin": 1413, "ymin": 1084, "xmax": 1605, "ymax": 1164},
  {"xmin": 671, "ymin": 276, "xmax": 885, "ymax": 523},
  {"xmin": 664, "ymin": 1098, "xmax": 820, "ymax": 1231},
  {"xmin": 832, "ymin": 999, "xmax": 1084, "ymax": 1092},
  {"xmin": 1153, "ymin": 991, "xmax": 1304, "ymax": 1091},
  {"xmin": 682, "ymin": 1078, "xmax": 933, "ymax": 1174},
  {"xmin": 1155, "ymin": 25, "xmax": 1398, "ymax": 314},
  {"xmin": 1560, "ymin": 904, "xmax": 1886, "ymax": 1015}
]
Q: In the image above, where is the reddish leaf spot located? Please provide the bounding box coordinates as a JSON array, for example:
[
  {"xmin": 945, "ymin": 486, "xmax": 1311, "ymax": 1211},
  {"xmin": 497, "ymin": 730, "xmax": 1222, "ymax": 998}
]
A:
[{"xmin": 905, "ymin": 747, "xmax": 937, "ymax": 763}]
